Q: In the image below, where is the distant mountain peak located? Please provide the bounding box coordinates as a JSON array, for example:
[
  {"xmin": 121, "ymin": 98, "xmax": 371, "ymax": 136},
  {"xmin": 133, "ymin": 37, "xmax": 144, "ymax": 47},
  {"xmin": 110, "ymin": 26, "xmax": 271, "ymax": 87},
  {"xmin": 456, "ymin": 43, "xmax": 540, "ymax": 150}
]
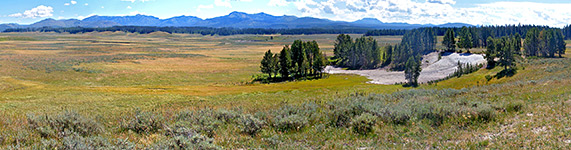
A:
[{"xmin": 353, "ymin": 18, "xmax": 383, "ymax": 24}]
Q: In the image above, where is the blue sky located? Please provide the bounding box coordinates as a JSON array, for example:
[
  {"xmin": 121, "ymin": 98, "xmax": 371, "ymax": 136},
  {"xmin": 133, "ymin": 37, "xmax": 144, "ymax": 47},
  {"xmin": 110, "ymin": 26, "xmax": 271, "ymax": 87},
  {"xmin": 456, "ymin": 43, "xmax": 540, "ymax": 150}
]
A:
[{"xmin": 1, "ymin": 0, "xmax": 570, "ymax": 27}]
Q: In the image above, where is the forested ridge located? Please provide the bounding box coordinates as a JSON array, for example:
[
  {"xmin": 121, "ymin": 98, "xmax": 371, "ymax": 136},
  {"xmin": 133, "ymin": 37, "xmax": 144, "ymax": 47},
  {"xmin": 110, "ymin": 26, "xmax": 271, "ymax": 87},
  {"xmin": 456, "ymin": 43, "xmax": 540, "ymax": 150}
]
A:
[{"xmin": 3, "ymin": 26, "xmax": 372, "ymax": 36}]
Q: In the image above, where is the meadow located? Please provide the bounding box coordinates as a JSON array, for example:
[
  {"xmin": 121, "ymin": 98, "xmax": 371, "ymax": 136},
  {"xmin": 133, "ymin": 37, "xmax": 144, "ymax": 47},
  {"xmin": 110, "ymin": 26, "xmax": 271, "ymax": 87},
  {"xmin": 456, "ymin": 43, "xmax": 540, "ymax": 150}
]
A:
[{"xmin": 0, "ymin": 32, "xmax": 569, "ymax": 149}]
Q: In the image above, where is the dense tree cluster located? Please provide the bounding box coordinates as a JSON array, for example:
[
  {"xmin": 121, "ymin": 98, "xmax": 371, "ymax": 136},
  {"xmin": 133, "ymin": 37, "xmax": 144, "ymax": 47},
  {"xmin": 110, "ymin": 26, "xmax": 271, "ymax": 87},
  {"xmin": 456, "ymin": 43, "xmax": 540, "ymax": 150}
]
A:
[
  {"xmin": 385, "ymin": 28, "xmax": 436, "ymax": 71},
  {"xmin": 333, "ymin": 34, "xmax": 381, "ymax": 69},
  {"xmin": 485, "ymin": 36, "xmax": 519, "ymax": 70},
  {"xmin": 260, "ymin": 40, "xmax": 327, "ymax": 81},
  {"xmin": 523, "ymin": 28, "xmax": 566, "ymax": 58},
  {"xmin": 4, "ymin": 26, "xmax": 372, "ymax": 36}
]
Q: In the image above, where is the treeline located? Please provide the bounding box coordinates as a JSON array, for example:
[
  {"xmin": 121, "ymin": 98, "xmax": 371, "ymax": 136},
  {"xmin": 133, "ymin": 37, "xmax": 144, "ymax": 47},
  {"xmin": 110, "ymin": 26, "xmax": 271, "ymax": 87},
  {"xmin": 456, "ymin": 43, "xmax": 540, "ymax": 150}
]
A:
[
  {"xmin": 259, "ymin": 40, "xmax": 327, "ymax": 81},
  {"xmin": 3, "ymin": 26, "xmax": 372, "ymax": 36},
  {"xmin": 364, "ymin": 29, "xmax": 408, "ymax": 36}
]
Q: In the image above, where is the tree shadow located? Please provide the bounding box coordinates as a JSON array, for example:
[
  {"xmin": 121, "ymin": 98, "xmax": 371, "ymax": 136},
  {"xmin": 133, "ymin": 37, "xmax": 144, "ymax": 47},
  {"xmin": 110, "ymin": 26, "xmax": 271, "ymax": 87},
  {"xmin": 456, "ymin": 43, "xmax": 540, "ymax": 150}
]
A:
[{"xmin": 495, "ymin": 68, "xmax": 517, "ymax": 79}]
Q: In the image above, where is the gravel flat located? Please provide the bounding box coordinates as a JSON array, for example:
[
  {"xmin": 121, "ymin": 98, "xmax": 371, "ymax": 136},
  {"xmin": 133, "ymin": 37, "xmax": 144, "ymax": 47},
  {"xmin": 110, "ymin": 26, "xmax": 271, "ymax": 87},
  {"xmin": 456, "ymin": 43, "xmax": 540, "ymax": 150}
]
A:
[{"xmin": 326, "ymin": 52, "xmax": 486, "ymax": 84}]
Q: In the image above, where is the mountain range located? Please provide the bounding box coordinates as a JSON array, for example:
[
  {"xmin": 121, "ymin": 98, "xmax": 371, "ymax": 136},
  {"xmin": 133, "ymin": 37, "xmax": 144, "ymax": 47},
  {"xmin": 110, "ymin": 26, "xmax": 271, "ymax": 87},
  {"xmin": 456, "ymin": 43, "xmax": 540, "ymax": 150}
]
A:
[{"xmin": 0, "ymin": 11, "xmax": 473, "ymax": 32}]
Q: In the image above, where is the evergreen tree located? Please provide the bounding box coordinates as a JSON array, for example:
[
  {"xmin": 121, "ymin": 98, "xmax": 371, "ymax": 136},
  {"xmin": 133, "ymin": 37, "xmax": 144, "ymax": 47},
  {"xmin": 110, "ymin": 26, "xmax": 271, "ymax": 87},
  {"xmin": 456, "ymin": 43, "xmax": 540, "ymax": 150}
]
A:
[
  {"xmin": 271, "ymin": 53, "xmax": 280, "ymax": 78},
  {"xmin": 279, "ymin": 45, "xmax": 293, "ymax": 79},
  {"xmin": 442, "ymin": 29, "xmax": 456, "ymax": 52},
  {"xmin": 513, "ymin": 33, "xmax": 522, "ymax": 55},
  {"xmin": 404, "ymin": 56, "xmax": 421, "ymax": 86},
  {"xmin": 458, "ymin": 26, "xmax": 473, "ymax": 53},
  {"xmin": 524, "ymin": 28, "xmax": 540, "ymax": 57},
  {"xmin": 485, "ymin": 37, "xmax": 496, "ymax": 68},
  {"xmin": 498, "ymin": 37, "xmax": 515, "ymax": 71},
  {"xmin": 555, "ymin": 30, "xmax": 566, "ymax": 57},
  {"xmin": 260, "ymin": 50, "xmax": 275, "ymax": 78}
]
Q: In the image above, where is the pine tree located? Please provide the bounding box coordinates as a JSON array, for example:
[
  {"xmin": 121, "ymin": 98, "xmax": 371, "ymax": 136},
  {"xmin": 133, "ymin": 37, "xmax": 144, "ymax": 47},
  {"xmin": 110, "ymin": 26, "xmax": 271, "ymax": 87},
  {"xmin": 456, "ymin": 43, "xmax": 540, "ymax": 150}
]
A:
[
  {"xmin": 260, "ymin": 50, "xmax": 275, "ymax": 78},
  {"xmin": 404, "ymin": 56, "xmax": 421, "ymax": 86},
  {"xmin": 485, "ymin": 37, "xmax": 496, "ymax": 68},
  {"xmin": 524, "ymin": 28, "xmax": 540, "ymax": 57},
  {"xmin": 442, "ymin": 29, "xmax": 456, "ymax": 52},
  {"xmin": 555, "ymin": 30, "xmax": 566, "ymax": 57},
  {"xmin": 279, "ymin": 46, "xmax": 293, "ymax": 79},
  {"xmin": 458, "ymin": 26, "xmax": 473, "ymax": 53}
]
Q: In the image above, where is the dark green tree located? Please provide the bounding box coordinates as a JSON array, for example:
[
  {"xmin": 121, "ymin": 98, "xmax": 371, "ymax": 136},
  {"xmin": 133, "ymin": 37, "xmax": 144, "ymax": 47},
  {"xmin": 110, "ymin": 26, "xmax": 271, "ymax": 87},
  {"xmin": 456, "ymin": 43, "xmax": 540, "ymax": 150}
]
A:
[
  {"xmin": 524, "ymin": 28, "xmax": 540, "ymax": 57},
  {"xmin": 260, "ymin": 50, "xmax": 276, "ymax": 78},
  {"xmin": 485, "ymin": 37, "xmax": 496, "ymax": 68},
  {"xmin": 404, "ymin": 56, "xmax": 421, "ymax": 86},
  {"xmin": 498, "ymin": 37, "xmax": 515, "ymax": 71},
  {"xmin": 442, "ymin": 29, "xmax": 456, "ymax": 52},
  {"xmin": 513, "ymin": 33, "xmax": 522, "ymax": 55},
  {"xmin": 555, "ymin": 30, "xmax": 566, "ymax": 57},
  {"xmin": 457, "ymin": 26, "xmax": 473, "ymax": 53},
  {"xmin": 279, "ymin": 45, "xmax": 293, "ymax": 79}
]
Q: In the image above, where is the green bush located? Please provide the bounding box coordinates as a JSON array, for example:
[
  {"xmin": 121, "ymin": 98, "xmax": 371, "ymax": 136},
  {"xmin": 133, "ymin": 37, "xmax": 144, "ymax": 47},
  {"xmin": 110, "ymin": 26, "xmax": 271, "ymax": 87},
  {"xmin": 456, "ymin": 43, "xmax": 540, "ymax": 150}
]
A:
[
  {"xmin": 350, "ymin": 113, "xmax": 377, "ymax": 135},
  {"xmin": 27, "ymin": 111, "xmax": 103, "ymax": 138},
  {"xmin": 273, "ymin": 114, "xmax": 308, "ymax": 132},
  {"xmin": 174, "ymin": 110, "xmax": 221, "ymax": 138},
  {"xmin": 239, "ymin": 114, "xmax": 265, "ymax": 136},
  {"xmin": 214, "ymin": 109, "xmax": 242, "ymax": 123},
  {"xmin": 120, "ymin": 109, "xmax": 164, "ymax": 134}
]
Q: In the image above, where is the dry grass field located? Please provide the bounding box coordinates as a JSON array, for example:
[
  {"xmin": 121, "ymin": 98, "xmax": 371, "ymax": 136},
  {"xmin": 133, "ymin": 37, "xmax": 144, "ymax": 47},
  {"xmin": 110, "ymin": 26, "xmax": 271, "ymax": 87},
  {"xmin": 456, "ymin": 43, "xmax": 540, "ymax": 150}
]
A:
[{"xmin": 0, "ymin": 32, "xmax": 569, "ymax": 149}]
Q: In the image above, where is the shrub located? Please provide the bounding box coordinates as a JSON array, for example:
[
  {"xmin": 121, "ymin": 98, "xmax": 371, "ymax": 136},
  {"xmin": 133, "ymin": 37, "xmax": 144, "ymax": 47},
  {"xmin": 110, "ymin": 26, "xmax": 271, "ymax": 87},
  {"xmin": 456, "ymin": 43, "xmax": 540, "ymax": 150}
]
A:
[
  {"xmin": 350, "ymin": 113, "xmax": 377, "ymax": 135},
  {"xmin": 27, "ymin": 111, "xmax": 103, "ymax": 138},
  {"xmin": 214, "ymin": 109, "xmax": 241, "ymax": 123},
  {"xmin": 273, "ymin": 114, "xmax": 308, "ymax": 132},
  {"xmin": 174, "ymin": 110, "xmax": 221, "ymax": 138},
  {"xmin": 120, "ymin": 109, "xmax": 164, "ymax": 134},
  {"xmin": 160, "ymin": 126, "xmax": 219, "ymax": 150},
  {"xmin": 239, "ymin": 114, "xmax": 265, "ymax": 136}
]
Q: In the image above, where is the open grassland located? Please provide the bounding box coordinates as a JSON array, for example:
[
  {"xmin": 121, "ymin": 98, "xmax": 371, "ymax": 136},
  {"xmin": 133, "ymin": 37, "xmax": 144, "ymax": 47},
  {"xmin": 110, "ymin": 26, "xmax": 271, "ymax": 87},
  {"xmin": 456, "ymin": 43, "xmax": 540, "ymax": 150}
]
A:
[{"xmin": 0, "ymin": 32, "xmax": 569, "ymax": 149}]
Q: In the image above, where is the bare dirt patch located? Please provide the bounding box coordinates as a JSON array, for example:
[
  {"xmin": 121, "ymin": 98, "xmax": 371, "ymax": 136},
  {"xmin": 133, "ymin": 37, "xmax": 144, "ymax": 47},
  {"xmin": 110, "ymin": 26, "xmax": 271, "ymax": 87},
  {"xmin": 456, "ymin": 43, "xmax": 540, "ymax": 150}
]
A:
[{"xmin": 326, "ymin": 52, "xmax": 486, "ymax": 84}]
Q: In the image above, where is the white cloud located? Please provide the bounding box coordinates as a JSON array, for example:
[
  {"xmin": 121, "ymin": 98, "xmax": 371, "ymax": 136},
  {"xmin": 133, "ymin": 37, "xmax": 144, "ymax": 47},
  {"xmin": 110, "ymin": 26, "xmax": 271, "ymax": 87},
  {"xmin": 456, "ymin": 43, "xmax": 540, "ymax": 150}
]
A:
[
  {"xmin": 197, "ymin": 4, "xmax": 214, "ymax": 12},
  {"xmin": 71, "ymin": 0, "xmax": 77, "ymax": 5},
  {"xmin": 9, "ymin": 5, "xmax": 54, "ymax": 18},
  {"xmin": 127, "ymin": 6, "xmax": 132, "ymax": 9},
  {"xmin": 64, "ymin": 3, "xmax": 70, "ymax": 6},
  {"xmin": 85, "ymin": 3, "xmax": 89, "ymax": 6},
  {"xmin": 275, "ymin": 0, "xmax": 571, "ymax": 27}
]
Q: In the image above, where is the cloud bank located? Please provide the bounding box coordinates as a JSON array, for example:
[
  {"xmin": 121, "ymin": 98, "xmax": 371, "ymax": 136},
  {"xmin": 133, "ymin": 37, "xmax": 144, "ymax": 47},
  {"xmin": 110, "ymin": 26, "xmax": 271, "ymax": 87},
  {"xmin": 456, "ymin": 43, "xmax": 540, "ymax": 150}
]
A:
[
  {"xmin": 9, "ymin": 5, "xmax": 54, "ymax": 18},
  {"xmin": 275, "ymin": 0, "xmax": 571, "ymax": 27}
]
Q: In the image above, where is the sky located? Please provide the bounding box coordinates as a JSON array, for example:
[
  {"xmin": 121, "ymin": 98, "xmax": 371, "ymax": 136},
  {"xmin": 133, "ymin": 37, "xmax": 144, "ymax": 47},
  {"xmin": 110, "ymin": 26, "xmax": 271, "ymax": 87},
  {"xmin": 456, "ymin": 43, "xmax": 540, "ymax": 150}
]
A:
[{"xmin": 1, "ymin": 0, "xmax": 570, "ymax": 27}]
